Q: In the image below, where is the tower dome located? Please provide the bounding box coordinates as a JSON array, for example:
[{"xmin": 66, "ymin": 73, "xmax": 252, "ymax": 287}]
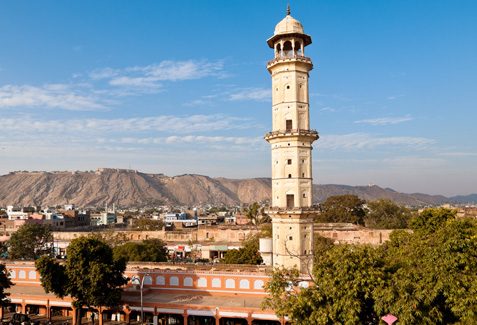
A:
[
  {"xmin": 267, "ymin": 5, "xmax": 312, "ymax": 48},
  {"xmin": 274, "ymin": 15, "xmax": 304, "ymax": 36}
]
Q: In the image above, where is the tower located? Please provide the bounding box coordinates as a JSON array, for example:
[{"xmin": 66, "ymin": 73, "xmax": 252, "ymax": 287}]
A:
[{"xmin": 265, "ymin": 6, "xmax": 319, "ymax": 273}]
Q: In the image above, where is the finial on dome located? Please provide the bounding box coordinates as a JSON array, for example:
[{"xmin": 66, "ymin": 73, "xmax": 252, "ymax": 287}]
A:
[{"xmin": 287, "ymin": 3, "xmax": 290, "ymax": 15}]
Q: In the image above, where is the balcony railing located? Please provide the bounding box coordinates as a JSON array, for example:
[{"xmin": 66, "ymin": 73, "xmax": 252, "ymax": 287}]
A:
[
  {"xmin": 265, "ymin": 129, "xmax": 319, "ymax": 138},
  {"xmin": 265, "ymin": 205, "xmax": 321, "ymax": 212},
  {"xmin": 267, "ymin": 54, "xmax": 312, "ymax": 67}
]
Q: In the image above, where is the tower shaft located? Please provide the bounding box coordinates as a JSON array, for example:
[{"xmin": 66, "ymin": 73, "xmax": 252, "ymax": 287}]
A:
[{"xmin": 265, "ymin": 10, "xmax": 319, "ymax": 273}]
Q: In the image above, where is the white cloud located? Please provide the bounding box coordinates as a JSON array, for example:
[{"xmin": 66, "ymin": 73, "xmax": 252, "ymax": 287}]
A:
[
  {"xmin": 131, "ymin": 60, "xmax": 226, "ymax": 81},
  {"xmin": 439, "ymin": 152, "xmax": 477, "ymax": 157},
  {"xmin": 0, "ymin": 84, "xmax": 106, "ymax": 111},
  {"xmin": 0, "ymin": 114, "xmax": 259, "ymax": 134},
  {"xmin": 229, "ymin": 88, "xmax": 270, "ymax": 101},
  {"xmin": 89, "ymin": 67, "xmax": 120, "ymax": 80},
  {"xmin": 318, "ymin": 133, "xmax": 435, "ymax": 151},
  {"xmin": 354, "ymin": 116, "xmax": 413, "ymax": 125}
]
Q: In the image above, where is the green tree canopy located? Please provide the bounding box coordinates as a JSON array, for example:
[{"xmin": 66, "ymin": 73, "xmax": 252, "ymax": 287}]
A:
[
  {"xmin": 243, "ymin": 202, "xmax": 264, "ymax": 226},
  {"xmin": 9, "ymin": 223, "xmax": 53, "ymax": 259},
  {"xmin": 36, "ymin": 236, "xmax": 128, "ymax": 325},
  {"xmin": 221, "ymin": 234, "xmax": 263, "ymax": 265},
  {"xmin": 0, "ymin": 263, "xmax": 14, "ymax": 308},
  {"xmin": 317, "ymin": 195, "xmax": 366, "ymax": 225},
  {"xmin": 365, "ymin": 198, "xmax": 413, "ymax": 229},
  {"xmin": 134, "ymin": 218, "xmax": 163, "ymax": 231},
  {"xmin": 113, "ymin": 239, "xmax": 168, "ymax": 262},
  {"xmin": 263, "ymin": 208, "xmax": 477, "ymax": 324}
]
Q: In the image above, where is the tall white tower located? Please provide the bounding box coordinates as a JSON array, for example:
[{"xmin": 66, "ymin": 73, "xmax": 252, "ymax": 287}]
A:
[{"xmin": 265, "ymin": 6, "xmax": 319, "ymax": 273}]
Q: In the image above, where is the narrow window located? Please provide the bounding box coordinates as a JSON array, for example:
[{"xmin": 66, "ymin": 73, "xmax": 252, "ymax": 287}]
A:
[
  {"xmin": 286, "ymin": 194, "xmax": 295, "ymax": 208},
  {"xmin": 288, "ymin": 174, "xmax": 292, "ymax": 178},
  {"xmin": 286, "ymin": 120, "xmax": 292, "ymax": 130},
  {"xmin": 303, "ymin": 193, "xmax": 306, "ymax": 198},
  {"xmin": 286, "ymin": 85, "xmax": 290, "ymax": 89},
  {"xmin": 287, "ymin": 159, "xmax": 292, "ymax": 165},
  {"xmin": 302, "ymin": 173, "xmax": 305, "ymax": 177}
]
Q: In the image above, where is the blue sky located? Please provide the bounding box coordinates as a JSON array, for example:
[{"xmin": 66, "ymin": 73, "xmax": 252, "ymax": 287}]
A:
[{"xmin": 0, "ymin": 1, "xmax": 476, "ymax": 196}]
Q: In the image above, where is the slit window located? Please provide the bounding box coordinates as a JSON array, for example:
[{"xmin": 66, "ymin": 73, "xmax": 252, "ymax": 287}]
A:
[
  {"xmin": 286, "ymin": 120, "xmax": 292, "ymax": 130},
  {"xmin": 288, "ymin": 174, "xmax": 292, "ymax": 178},
  {"xmin": 287, "ymin": 159, "xmax": 292, "ymax": 165}
]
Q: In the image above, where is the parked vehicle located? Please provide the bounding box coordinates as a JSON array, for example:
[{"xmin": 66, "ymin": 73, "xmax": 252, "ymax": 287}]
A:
[{"xmin": 2, "ymin": 313, "xmax": 34, "ymax": 325}]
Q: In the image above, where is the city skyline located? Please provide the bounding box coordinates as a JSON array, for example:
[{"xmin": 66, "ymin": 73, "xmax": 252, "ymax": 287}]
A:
[{"xmin": 0, "ymin": 1, "xmax": 476, "ymax": 197}]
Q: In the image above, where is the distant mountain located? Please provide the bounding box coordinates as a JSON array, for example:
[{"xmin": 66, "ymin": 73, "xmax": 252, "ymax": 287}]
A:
[
  {"xmin": 450, "ymin": 194, "xmax": 477, "ymax": 204},
  {"xmin": 0, "ymin": 169, "xmax": 457, "ymax": 208}
]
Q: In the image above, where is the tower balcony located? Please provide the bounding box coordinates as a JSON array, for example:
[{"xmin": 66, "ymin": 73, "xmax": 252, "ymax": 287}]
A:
[
  {"xmin": 265, "ymin": 205, "xmax": 321, "ymax": 215},
  {"xmin": 267, "ymin": 54, "xmax": 312, "ymax": 68},
  {"xmin": 264, "ymin": 128, "xmax": 319, "ymax": 140}
]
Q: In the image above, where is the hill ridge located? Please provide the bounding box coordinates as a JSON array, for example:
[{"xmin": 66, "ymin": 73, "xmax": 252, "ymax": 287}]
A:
[{"xmin": 0, "ymin": 170, "xmax": 464, "ymax": 207}]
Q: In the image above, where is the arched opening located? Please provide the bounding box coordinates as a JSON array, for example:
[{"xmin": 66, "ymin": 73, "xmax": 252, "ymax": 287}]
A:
[
  {"xmin": 295, "ymin": 41, "xmax": 302, "ymax": 56},
  {"xmin": 283, "ymin": 41, "xmax": 293, "ymax": 56},
  {"xmin": 276, "ymin": 43, "xmax": 282, "ymax": 57}
]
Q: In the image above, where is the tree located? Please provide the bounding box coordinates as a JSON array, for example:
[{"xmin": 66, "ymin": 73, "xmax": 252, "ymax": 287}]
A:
[
  {"xmin": 113, "ymin": 239, "xmax": 168, "ymax": 262},
  {"xmin": 263, "ymin": 244, "xmax": 384, "ymax": 324},
  {"xmin": 92, "ymin": 228, "xmax": 129, "ymax": 248},
  {"xmin": 243, "ymin": 202, "xmax": 268, "ymax": 227},
  {"xmin": 317, "ymin": 195, "xmax": 366, "ymax": 225},
  {"xmin": 36, "ymin": 236, "xmax": 128, "ymax": 325},
  {"xmin": 134, "ymin": 218, "xmax": 163, "ymax": 231},
  {"xmin": 0, "ymin": 263, "xmax": 14, "ymax": 311},
  {"xmin": 263, "ymin": 208, "xmax": 477, "ymax": 324},
  {"xmin": 365, "ymin": 198, "xmax": 413, "ymax": 229},
  {"xmin": 221, "ymin": 234, "xmax": 263, "ymax": 265},
  {"xmin": 9, "ymin": 223, "xmax": 53, "ymax": 259},
  {"xmin": 374, "ymin": 209, "xmax": 477, "ymax": 324},
  {"xmin": 0, "ymin": 210, "xmax": 6, "ymax": 216}
]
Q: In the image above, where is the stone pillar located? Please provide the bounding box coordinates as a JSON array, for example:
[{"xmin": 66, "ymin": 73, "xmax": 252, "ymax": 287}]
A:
[
  {"xmin": 46, "ymin": 300, "xmax": 50, "ymax": 321},
  {"xmin": 72, "ymin": 308, "xmax": 77, "ymax": 325},
  {"xmin": 124, "ymin": 306, "xmax": 131, "ymax": 324},
  {"xmin": 98, "ymin": 307, "xmax": 103, "ymax": 325},
  {"xmin": 246, "ymin": 312, "xmax": 253, "ymax": 325}
]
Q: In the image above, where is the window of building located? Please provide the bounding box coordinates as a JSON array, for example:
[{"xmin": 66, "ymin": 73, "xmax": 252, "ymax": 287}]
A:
[
  {"xmin": 287, "ymin": 159, "xmax": 292, "ymax": 165},
  {"xmin": 288, "ymin": 174, "xmax": 292, "ymax": 178},
  {"xmin": 239, "ymin": 279, "xmax": 250, "ymax": 289},
  {"xmin": 184, "ymin": 277, "xmax": 193, "ymax": 287},
  {"xmin": 225, "ymin": 279, "xmax": 235, "ymax": 289},
  {"xmin": 212, "ymin": 278, "xmax": 221, "ymax": 288},
  {"xmin": 286, "ymin": 119, "xmax": 292, "ymax": 130},
  {"xmin": 198, "ymin": 278, "xmax": 207, "ymax": 287},
  {"xmin": 254, "ymin": 280, "xmax": 264, "ymax": 290},
  {"xmin": 170, "ymin": 277, "xmax": 179, "ymax": 286}
]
